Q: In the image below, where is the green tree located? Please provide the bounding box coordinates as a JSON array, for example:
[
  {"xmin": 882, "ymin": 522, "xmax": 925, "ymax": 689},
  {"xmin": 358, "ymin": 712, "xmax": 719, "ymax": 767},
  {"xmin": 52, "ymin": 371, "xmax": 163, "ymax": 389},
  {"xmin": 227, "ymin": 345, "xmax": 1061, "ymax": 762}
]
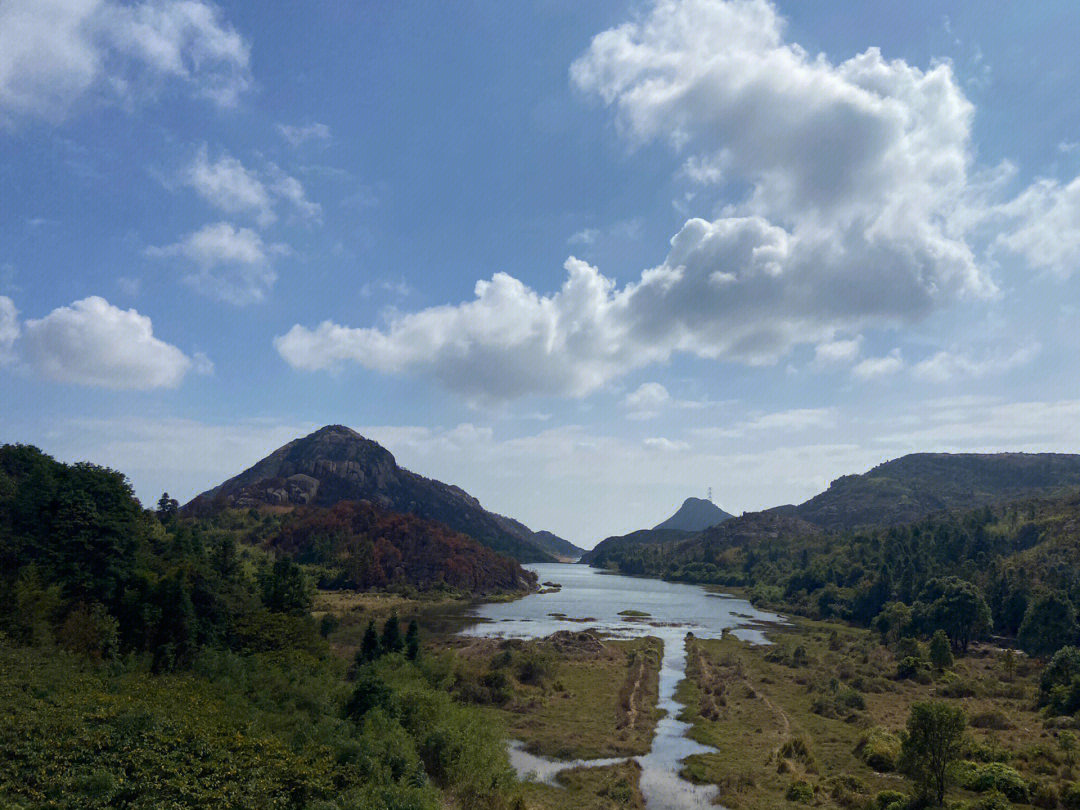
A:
[
  {"xmin": 899, "ymin": 701, "xmax": 966, "ymax": 805},
  {"xmin": 874, "ymin": 601, "xmax": 913, "ymax": 646},
  {"xmin": 919, "ymin": 577, "xmax": 991, "ymax": 653},
  {"xmin": 345, "ymin": 668, "xmax": 394, "ymax": 720},
  {"xmin": 382, "ymin": 611, "xmax": 404, "ymax": 654},
  {"xmin": 360, "ymin": 620, "xmax": 382, "ymax": 663},
  {"xmin": 150, "ymin": 572, "xmax": 197, "ymax": 672},
  {"xmin": 155, "ymin": 492, "xmax": 179, "ymax": 522},
  {"xmin": 1038, "ymin": 646, "xmax": 1080, "ymax": 713},
  {"xmin": 929, "ymin": 630, "xmax": 953, "ymax": 671},
  {"xmin": 260, "ymin": 557, "xmax": 311, "ymax": 615},
  {"xmin": 1019, "ymin": 591, "xmax": 1078, "ymax": 657},
  {"xmin": 405, "ymin": 619, "xmax": 420, "ymax": 661}
]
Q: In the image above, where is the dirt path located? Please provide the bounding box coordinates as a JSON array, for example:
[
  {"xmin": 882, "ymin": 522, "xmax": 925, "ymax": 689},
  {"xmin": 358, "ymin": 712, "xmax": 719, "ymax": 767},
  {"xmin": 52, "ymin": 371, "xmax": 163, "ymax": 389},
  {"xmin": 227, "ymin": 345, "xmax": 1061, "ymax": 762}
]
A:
[{"xmin": 621, "ymin": 656, "xmax": 646, "ymax": 730}]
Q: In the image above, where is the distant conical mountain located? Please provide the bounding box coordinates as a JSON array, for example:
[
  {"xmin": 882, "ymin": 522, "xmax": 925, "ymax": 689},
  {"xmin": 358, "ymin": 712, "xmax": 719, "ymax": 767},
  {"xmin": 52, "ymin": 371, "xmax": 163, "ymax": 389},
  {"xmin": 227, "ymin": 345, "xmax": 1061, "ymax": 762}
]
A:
[
  {"xmin": 184, "ymin": 425, "xmax": 556, "ymax": 562},
  {"xmin": 653, "ymin": 497, "xmax": 734, "ymax": 532}
]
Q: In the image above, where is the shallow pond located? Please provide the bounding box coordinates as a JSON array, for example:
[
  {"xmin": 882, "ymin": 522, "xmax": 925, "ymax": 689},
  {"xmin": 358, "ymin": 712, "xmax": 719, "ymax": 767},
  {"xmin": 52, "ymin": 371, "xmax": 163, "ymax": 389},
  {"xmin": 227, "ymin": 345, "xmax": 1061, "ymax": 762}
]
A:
[{"xmin": 460, "ymin": 563, "xmax": 785, "ymax": 809}]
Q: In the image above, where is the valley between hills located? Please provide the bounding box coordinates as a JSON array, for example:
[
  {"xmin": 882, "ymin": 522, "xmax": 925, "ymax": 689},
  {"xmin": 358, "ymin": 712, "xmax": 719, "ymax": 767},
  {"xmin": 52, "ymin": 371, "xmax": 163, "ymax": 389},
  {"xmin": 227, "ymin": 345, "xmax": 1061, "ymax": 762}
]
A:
[{"xmin": 6, "ymin": 426, "xmax": 1080, "ymax": 809}]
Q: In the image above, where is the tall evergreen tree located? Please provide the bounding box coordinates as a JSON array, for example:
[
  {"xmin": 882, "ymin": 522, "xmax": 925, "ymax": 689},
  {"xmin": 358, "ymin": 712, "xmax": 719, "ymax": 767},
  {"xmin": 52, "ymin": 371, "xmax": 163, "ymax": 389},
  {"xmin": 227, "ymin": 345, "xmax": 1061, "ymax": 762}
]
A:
[
  {"xmin": 405, "ymin": 619, "xmax": 420, "ymax": 660},
  {"xmin": 381, "ymin": 611, "xmax": 404, "ymax": 654},
  {"xmin": 360, "ymin": 620, "xmax": 381, "ymax": 662}
]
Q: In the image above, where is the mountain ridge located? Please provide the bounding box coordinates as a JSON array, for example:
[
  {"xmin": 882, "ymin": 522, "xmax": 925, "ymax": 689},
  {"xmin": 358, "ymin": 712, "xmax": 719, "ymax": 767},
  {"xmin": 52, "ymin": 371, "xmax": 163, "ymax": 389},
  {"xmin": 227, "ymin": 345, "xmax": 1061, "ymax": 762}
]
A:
[
  {"xmin": 585, "ymin": 451, "xmax": 1080, "ymax": 570},
  {"xmin": 184, "ymin": 424, "xmax": 556, "ymax": 562}
]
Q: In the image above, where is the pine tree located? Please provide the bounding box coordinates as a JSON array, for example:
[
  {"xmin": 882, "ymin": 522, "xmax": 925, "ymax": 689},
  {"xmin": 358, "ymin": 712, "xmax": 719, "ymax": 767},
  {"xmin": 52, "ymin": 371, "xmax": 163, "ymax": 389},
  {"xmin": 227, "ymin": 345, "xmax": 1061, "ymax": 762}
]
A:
[
  {"xmin": 360, "ymin": 620, "xmax": 381, "ymax": 662},
  {"xmin": 405, "ymin": 619, "xmax": 420, "ymax": 660},
  {"xmin": 382, "ymin": 611, "xmax": 404, "ymax": 653}
]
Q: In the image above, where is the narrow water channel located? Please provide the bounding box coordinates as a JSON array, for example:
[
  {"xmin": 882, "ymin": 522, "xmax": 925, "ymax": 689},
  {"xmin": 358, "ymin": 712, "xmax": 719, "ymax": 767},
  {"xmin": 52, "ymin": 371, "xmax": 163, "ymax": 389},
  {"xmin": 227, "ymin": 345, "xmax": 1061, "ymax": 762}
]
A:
[{"xmin": 459, "ymin": 563, "xmax": 784, "ymax": 810}]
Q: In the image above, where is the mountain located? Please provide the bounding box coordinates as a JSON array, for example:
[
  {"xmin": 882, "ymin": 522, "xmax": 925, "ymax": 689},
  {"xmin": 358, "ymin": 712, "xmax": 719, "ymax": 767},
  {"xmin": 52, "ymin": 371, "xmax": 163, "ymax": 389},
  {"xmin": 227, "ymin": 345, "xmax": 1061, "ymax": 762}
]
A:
[
  {"xmin": 653, "ymin": 497, "xmax": 734, "ymax": 532},
  {"xmin": 585, "ymin": 452, "xmax": 1080, "ymax": 576},
  {"xmin": 267, "ymin": 500, "xmax": 536, "ymax": 594},
  {"xmin": 184, "ymin": 425, "xmax": 556, "ymax": 562},
  {"xmin": 579, "ymin": 498, "xmax": 732, "ymax": 566},
  {"xmin": 779, "ymin": 452, "xmax": 1080, "ymax": 531},
  {"xmin": 530, "ymin": 530, "xmax": 585, "ymax": 561},
  {"xmin": 580, "ymin": 528, "xmax": 694, "ymax": 567}
]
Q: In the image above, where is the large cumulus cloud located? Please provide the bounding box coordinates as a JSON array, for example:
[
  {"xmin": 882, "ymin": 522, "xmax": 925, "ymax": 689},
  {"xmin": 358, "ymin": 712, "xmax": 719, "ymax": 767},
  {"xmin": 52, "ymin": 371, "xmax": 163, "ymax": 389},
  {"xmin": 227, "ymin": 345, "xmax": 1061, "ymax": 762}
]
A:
[
  {"xmin": 21, "ymin": 296, "xmax": 194, "ymax": 389},
  {"xmin": 276, "ymin": 0, "xmax": 1072, "ymax": 399}
]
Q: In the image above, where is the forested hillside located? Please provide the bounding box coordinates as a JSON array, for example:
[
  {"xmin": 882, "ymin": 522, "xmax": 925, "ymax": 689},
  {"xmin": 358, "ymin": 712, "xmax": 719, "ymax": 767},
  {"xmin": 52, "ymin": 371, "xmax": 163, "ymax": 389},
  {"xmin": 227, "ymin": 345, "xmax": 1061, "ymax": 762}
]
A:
[
  {"xmin": 780, "ymin": 452, "xmax": 1080, "ymax": 530},
  {"xmin": 0, "ymin": 444, "xmax": 526, "ymax": 809},
  {"xmin": 589, "ymin": 487, "xmax": 1080, "ymax": 657},
  {"xmin": 267, "ymin": 500, "xmax": 536, "ymax": 594}
]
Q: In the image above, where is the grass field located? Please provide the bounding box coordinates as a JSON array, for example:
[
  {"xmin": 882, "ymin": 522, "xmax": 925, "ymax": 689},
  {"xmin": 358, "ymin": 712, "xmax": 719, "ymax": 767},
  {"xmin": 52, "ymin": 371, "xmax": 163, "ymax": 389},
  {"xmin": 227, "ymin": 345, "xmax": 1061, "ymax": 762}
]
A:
[
  {"xmin": 676, "ymin": 619, "xmax": 1065, "ymax": 809},
  {"xmin": 447, "ymin": 631, "xmax": 664, "ymax": 760}
]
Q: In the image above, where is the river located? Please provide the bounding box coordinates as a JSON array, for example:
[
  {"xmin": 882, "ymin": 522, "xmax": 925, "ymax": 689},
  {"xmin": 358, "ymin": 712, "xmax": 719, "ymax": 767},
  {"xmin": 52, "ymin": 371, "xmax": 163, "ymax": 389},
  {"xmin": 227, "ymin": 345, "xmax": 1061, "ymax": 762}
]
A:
[{"xmin": 459, "ymin": 563, "xmax": 784, "ymax": 809}]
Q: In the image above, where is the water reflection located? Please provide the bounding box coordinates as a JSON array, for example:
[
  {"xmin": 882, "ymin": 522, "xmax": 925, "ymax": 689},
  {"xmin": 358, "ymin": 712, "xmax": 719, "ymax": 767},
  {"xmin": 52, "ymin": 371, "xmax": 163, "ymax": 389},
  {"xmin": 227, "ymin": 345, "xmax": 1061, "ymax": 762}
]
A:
[{"xmin": 460, "ymin": 563, "xmax": 784, "ymax": 809}]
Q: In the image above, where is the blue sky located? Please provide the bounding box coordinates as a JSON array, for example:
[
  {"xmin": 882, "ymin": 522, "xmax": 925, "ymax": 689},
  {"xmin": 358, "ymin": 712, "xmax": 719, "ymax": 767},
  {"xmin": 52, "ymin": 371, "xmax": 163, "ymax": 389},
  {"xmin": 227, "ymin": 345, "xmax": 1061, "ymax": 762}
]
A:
[{"xmin": 2, "ymin": 0, "xmax": 1079, "ymax": 546}]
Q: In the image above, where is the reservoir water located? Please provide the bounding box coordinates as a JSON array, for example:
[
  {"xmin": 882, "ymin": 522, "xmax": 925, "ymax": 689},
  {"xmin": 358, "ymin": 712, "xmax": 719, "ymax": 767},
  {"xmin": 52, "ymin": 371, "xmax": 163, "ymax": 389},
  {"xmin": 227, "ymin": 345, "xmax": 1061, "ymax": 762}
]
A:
[{"xmin": 460, "ymin": 563, "xmax": 784, "ymax": 809}]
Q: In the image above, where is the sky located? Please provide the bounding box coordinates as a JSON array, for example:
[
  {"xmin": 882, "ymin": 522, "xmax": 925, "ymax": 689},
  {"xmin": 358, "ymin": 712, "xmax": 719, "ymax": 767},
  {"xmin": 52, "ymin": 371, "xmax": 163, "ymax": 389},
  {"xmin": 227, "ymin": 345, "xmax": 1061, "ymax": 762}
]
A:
[{"xmin": 2, "ymin": 0, "xmax": 1079, "ymax": 547}]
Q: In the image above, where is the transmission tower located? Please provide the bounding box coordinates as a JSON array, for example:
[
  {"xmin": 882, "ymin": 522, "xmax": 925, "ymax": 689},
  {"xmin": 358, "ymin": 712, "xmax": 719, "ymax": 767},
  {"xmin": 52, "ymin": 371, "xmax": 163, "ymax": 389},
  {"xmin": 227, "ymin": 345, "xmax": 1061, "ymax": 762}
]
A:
[{"xmin": 707, "ymin": 486, "xmax": 713, "ymax": 502}]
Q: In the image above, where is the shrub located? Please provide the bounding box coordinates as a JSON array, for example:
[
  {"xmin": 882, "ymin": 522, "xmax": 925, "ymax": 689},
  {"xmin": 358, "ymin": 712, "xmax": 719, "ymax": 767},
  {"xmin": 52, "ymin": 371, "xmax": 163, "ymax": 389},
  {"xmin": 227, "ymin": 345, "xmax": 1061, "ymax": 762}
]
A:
[
  {"xmin": 1031, "ymin": 781, "xmax": 1060, "ymax": 809},
  {"xmin": 971, "ymin": 790, "xmax": 1012, "ymax": 810},
  {"xmin": 1063, "ymin": 782, "xmax": 1080, "ymax": 810},
  {"xmin": 970, "ymin": 710, "xmax": 1012, "ymax": 730},
  {"xmin": 897, "ymin": 656, "xmax": 928, "ymax": 680},
  {"xmin": 785, "ymin": 780, "xmax": 814, "ymax": 803},
  {"xmin": 858, "ymin": 727, "xmax": 901, "ymax": 772},
  {"xmin": 955, "ymin": 762, "xmax": 1030, "ymax": 803},
  {"xmin": 779, "ymin": 737, "xmax": 816, "ymax": 769},
  {"xmin": 57, "ymin": 603, "xmax": 119, "ymax": 661},
  {"xmin": 875, "ymin": 790, "xmax": 907, "ymax": 810}
]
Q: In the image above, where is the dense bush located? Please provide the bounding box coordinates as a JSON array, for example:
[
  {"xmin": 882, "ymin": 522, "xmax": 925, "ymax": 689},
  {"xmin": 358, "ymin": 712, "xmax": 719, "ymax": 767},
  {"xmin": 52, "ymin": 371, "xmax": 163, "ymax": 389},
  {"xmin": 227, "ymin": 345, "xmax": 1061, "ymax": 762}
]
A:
[
  {"xmin": 954, "ymin": 761, "xmax": 1030, "ymax": 803},
  {"xmin": 858, "ymin": 727, "xmax": 901, "ymax": 772}
]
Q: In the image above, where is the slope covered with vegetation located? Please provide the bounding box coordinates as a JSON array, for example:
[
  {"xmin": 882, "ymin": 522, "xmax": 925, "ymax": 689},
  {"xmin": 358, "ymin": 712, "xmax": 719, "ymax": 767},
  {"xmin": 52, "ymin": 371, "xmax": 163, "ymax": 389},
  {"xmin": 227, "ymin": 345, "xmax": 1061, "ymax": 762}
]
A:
[
  {"xmin": 589, "ymin": 486, "xmax": 1080, "ymax": 658},
  {"xmin": 267, "ymin": 500, "xmax": 536, "ymax": 594},
  {"xmin": 783, "ymin": 452, "xmax": 1080, "ymax": 531},
  {"xmin": 0, "ymin": 444, "xmax": 529, "ymax": 809}
]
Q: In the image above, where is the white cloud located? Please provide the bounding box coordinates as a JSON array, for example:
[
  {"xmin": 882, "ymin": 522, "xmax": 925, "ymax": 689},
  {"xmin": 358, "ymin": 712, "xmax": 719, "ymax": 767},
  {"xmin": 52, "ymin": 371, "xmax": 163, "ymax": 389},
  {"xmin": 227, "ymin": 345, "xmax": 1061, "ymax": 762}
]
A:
[
  {"xmin": 180, "ymin": 146, "xmax": 321, "ymax": 226},
  {"xmin": 644, "ymin": 436, "xmax": 689, "ymax": 451},
  {"xmin": 0, "ymin": 0, "xmax": 250, "ymax": 126},
  {"xmin": 191, "ymin": 350, "xmax": 214, "ymax": 375},
  {"xmin": 744, "ymin": 407, "xmax": 836, "ymax": 432},
  {"xmin": 277, "ymin": 207, "xmax": 982, "ymax": 398},
  {"xmin": 0, "ymin": 296, "xmax": 19, "ymax": 363},
  {"xmin": 264, "ymin": 0, "xmax": 1079, "ymax": 402},
  {"xmin": 912, "ymin": 343, "xmax": 1039, "ymax": 383},
  {"xmin": 878, "ymin": 397, "xmax": 1080, "ymax": 451},
  {"xmin": 182, "ymin": 145, "xmax": 275, "ymax": 226},
  {"xmin": 623, "ymin": 382, "xmax": 672, "ymax": 419},
  {"xmin": 277, "ymin": 122, "xmax": 331, "ymax": 146},
  {"xmin": 269, "ymin": 167, "xmax": 322, "ymax": 224},
  {"xmin": 147, "ymin": 222, "xmax": 285, "ymax": 304},
  {"xmin": 20, "ymin": 296, "xmax": 193, "ymax": 389},
  {"xmin": 692, "ymin": 406, "xmax": 836, "ymax": 440},
  {"xmin": 852, "ymin": 349, "xmax": 904, "ymax": 380},
  {"xmin": 814, "ymin": 336, "xmax": 862, "ymax": 366},
  {"xmin": 568, "ymin": 228, "xmax": 599, "ymax": 246},
  {"xmin": 278, "ymin": 0, "xmax": 1027, "ymax": 401},
  {"xmin": 993, "ymin": 176, "xmax": 1080, "ymax": 276}
]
